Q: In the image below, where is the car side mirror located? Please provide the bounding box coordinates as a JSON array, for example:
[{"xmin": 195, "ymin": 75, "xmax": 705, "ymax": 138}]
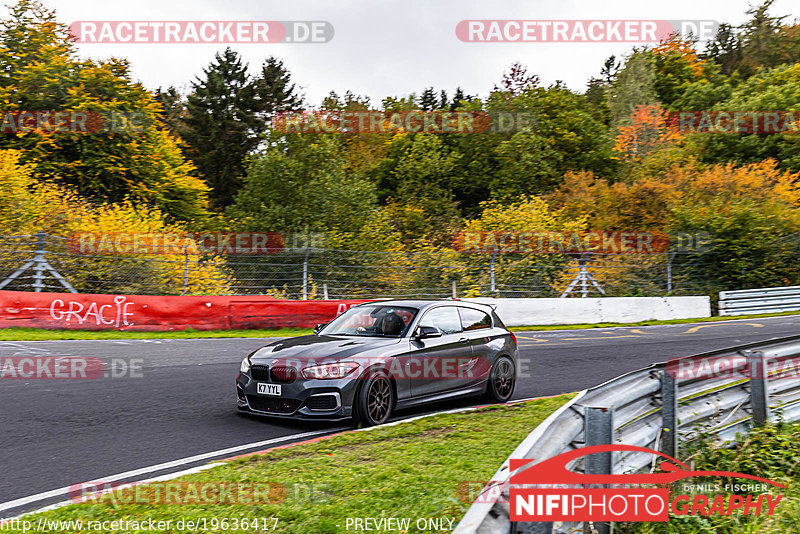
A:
[
  {"xmin": 415, "ymin": 326, "xmax": 442, "ymax": 340},
  {"xmin": 314, "ymin": 323, "xmax": 327, "ymax": 335}
]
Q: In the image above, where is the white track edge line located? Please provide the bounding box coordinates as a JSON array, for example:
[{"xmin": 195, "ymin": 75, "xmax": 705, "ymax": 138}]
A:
[
  {"xmin": 0, "ymin": 428, "xmax": 340, "ymax": 516},
  {"xmin": 1, "ymin": 395, "xmax": 554, "ymax": 520}
]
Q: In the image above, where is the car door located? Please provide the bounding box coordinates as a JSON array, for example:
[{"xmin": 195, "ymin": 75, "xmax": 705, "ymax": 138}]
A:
[
  {"xmin": 406, "ymin": 306, "xmax": 473, "ymax": 398},
  {"xmin": 457, "ymin": 307, "xmax": 496, "ymax": 386}
]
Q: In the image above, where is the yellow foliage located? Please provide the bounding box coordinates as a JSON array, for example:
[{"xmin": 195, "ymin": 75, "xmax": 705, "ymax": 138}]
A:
[
  {"xmin": 0, "ymin": 149, "xmax": 231, "ymax": 295},
  {"xmin": 464, "ymin": 196, "xmax": 586, "ymax": 234}
]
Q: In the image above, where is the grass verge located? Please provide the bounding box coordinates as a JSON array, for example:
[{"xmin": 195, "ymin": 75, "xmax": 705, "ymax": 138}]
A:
[
  {"xmin": 4, "ymin": 395, "xmax": 573, "ymax": 533},
  {"xmin": 0, "ymin": 327, "xmax": 313, "ymax": 340},
  {"xmin": 618, "ymin": 421, "xmax": 800, "ymax": 534},
  {"xmin": 0, "ymin": 310, "xmax": 797, "ymax": 341}
]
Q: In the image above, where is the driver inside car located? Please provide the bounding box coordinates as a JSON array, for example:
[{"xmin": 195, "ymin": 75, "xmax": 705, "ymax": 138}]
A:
[{"xmin": 356, "ymin": 312, "xmax": 404, "ymax": 336}]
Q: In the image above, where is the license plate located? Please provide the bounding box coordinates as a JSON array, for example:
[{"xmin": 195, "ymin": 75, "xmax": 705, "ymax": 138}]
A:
[{"xmin": 257, "ymin": 383, "xmax": 281, "ymax": 396}]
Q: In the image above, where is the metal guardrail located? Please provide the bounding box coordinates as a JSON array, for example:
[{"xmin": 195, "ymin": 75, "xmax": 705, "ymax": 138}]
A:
[
  {"xmin": 719, "ymin": 285, "xmax": 800, "ymax": 316},
  {"xmin": 454, "ymin": 334, "xmax": 800, "ymax": 534}
]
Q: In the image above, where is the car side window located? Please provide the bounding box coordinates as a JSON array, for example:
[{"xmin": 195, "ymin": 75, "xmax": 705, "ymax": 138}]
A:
[
  {"xmin": 460, "ymin": 308, "xmax": 492, "ymax": 331},
  {"xmin": 419, "ymin": 306, "xmax": 463, "ymax": 335}
]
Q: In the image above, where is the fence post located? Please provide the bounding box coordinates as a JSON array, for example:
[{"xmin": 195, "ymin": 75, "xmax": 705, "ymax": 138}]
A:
[
  {"xmin": 302, "ymin": 247, "xmax": 311, "ymax": 300},
  {"xmin": 584, "ymin": 406, "xmax": 614, "ymax": 534},
  {"xmin": 451, "ymin": 280, "xmax": 457, "ymax": 299},
  {"xmin": 666, "ymin": 251, "xmax": 676, "ymax": 293},
  {"xmin": 490, "ymin": 251, "xmax": 496, "ymax": 294},
  {"xmin": 746, "ymin": 350, "xmax": 770, "ymax": 426},
  {"xmin": 32, "ymin": 231, "xmax": 46, "ymax": 292},
  {"xmin": 660, "ymin": 371, "xmax": 678, "ymax": 458},
  {"xmin": 182, "ymin": 244, "xmax": 190, "ymax": 296}
]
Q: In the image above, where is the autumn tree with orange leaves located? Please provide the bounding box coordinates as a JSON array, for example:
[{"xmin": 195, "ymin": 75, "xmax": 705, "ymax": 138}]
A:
[{"xmin": 612, "ymin": 104, "xmax": 683, "ymax": 164}]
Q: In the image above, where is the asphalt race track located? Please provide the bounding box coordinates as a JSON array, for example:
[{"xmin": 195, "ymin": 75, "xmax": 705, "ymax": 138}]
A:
[{"xmin": 1, "ymin": 315, "xmax": 798, "ymax": 517}]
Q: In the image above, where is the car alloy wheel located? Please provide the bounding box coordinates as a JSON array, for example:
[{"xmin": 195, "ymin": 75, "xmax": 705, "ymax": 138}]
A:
[
  {"xmin": 485, "ymin": 356, "xmax": 515, "ymax": 403},
  {"xmin": 355, "ymin": 370, "xmax": 394, "ymax": 426}
]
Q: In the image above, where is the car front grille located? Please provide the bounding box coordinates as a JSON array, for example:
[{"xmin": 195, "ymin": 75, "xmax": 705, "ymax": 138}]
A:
[
  {"xmin": 246, "ymin": 395, "xmax": 302, "ymax": 414},
  {"xmin": 249, "ymin": 365, "xmax": 270, "ymax": 381},
  {"xmin": 270, "ymin": 366, "xmax": 297, "ymax": 384},
  {"xmin": 249, "ymin": 364, "xmax": 297, "ymax": 383}
]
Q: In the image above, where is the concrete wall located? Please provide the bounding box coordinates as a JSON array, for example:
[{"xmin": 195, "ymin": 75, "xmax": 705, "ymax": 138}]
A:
[{"xmin": 465, "ymin": 296, "xmax": 711, "ymax": 327}]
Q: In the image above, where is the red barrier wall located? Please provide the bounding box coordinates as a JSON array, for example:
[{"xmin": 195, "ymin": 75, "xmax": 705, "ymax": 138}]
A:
[{"xmin": 0, "ymin": 290, "xmax": 372, "ymax": 331}]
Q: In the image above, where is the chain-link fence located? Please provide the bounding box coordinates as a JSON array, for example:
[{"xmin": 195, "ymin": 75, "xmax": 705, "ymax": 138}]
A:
[{"xmin": 3, "ymin": 232, "xmax": 798, "ymax": 302}]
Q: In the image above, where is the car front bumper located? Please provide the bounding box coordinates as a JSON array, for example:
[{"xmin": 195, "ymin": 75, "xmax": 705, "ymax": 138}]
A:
[{"xmin": 236, "ymin": 372, "xmax": 360, "ymax": 420}]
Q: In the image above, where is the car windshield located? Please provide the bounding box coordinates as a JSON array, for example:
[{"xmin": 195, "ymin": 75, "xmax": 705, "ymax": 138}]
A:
[{"xmin": 321, "ymin": 305, "xmax": 418, "ymax": 337}]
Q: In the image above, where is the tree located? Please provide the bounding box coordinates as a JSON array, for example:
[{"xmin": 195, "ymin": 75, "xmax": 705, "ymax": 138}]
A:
[
  {"xmin": 0, "ymin": 0, "xmax": 210, "ymax": 223},
  {"xmin": 154, "ymin": 86, "xmax": 185, "ymax": 135},
  {"xmin": 703, "ymin": 0, "xmax": 800, "ymax": 78},
  {"xmin": 487, "ymin": 83, "xmax": 616, "ymax": 197},
  {"xmin": 182, "ymin": 48, "xmax": 258, "ymax": 209},
  {"xmin": 698, "ymin": 64, "xmax": 800, "ymax": 171},
  {"xmin": 704, "ymin": 23, "xmax": 742, "ymax": 76},
  {"xmin": 651, "ymin": 36, "xmax": 710, "ymax": 107},
  {"xmin": 494, "ymin": 62, "xmax": 539, "ymax": 97},
  {"xmin": 450, "ymin": 87, "xmax": 472, "ymax": 110},
  {"xmin": 585, "ymin": 56, "xmax": 619, "ymax": 124},
  {"xmin": 613, "ymin": 104, "xmax": 682, "ymax": 165},
  {"xmin": 251, "ymin": 56, "xmax": 303, "ymax": 124},
  {"xmin": 371, "ymin": 134, "xmax": 463, "ymax": 244},
  {"xmin": 227, "ymin": 135, "xmax": 376, "ymax": 234},
  {"xmin": 419, "ymin": 87, "xmax": 439, "ymax": 111},
  {"xmin": 606, "ymin": 51, "xmax": 658, "ymax": 127},
  {"xmin": 182, "ymin": 51, "xmax": 302, "ymax": 209},
  {"xmin": 735, "ymin": 0, "xmax": 793, "ymax": 77}
]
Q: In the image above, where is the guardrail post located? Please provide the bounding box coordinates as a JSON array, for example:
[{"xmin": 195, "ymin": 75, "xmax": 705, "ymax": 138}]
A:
[
  {"xmin": 585, "ymin": 406, "xmax": 614, "ymax": 473},
  {"xmin": 746, "ymin": 350, "xmax": 770, "ymax": 426},
  {"xmin": 584, "ymin": 406, "xmax": 614, "ymax": 534},
  {"xmin": 660, "ymin": 371, "xmax": 678, "ymax": 458}
]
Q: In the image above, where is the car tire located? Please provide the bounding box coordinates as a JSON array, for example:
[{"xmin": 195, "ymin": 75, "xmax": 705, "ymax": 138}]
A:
[
  {"xmin": 484, "ymin": 355, "xmax": 516, "ymax": 403},
  {"xmin": 354, "ymin": 369, "xmax": 394, "ymax": 427}
]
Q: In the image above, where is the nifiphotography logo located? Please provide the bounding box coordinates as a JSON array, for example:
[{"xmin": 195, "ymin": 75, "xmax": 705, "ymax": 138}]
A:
[{"xmin": 509, "ymin": 444, "xmax": 785, "ymax": 523}]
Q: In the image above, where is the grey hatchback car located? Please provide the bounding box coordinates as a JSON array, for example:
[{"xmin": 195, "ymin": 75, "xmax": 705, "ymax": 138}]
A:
[{"xmin": 236, "ymin": 300, "xmax": 518, "ymax": 426}]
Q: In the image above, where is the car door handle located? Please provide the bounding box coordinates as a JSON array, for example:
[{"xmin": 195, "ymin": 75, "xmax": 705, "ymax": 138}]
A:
[{"xmin": 458, "ymin": 337, "xmax": 470, "ymax": 344}]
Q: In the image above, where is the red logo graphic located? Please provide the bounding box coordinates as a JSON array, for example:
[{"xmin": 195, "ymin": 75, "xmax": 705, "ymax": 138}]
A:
[{"xmin": 509, "ymin": 444, "xmax": 785, "ymax": 522}]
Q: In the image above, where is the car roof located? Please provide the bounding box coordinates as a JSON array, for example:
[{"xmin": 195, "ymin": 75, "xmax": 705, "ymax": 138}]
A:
[{"xmin": 359, "ymin": 299, "xmax": 495, "ymax": 311}]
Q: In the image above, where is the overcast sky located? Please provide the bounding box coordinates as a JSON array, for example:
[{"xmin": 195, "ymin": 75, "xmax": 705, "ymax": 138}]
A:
[{"xmin": 25, "ymin": 0, "xmax": 800, "ymax": 106}]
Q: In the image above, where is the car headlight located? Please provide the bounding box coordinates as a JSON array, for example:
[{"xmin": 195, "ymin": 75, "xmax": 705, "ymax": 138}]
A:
[
  {"xmin": 302, "ymin": 362, "xmax": 359, "ymax": 380},
  {"xmin": 240, "ymin": 356, "xmax": 251, "ymax": 374}
]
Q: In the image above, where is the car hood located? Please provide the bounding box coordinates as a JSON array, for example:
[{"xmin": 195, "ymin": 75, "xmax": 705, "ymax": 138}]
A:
[{"xmin": 250, "ymin": 334, "xmax": 404, "ymax": 365}]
